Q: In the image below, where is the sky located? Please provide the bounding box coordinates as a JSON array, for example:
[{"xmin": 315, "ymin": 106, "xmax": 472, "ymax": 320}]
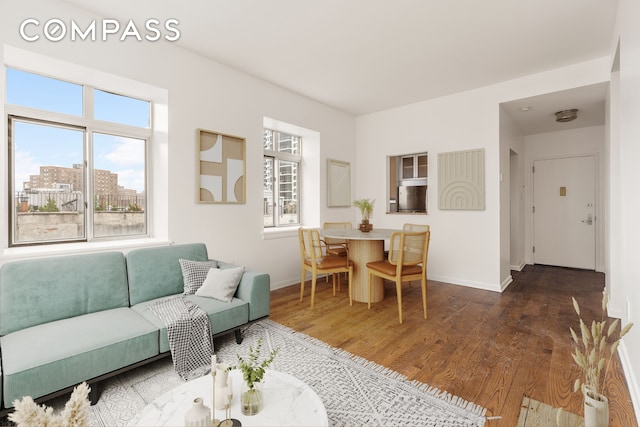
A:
[{"xmin": 6, "ymin": 67, "xmax": 149, "ymax": 193}]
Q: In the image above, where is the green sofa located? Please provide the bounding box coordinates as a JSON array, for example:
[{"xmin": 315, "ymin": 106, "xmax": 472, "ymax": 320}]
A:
[{"xmin": 0, "ymin": 243, "xmax": 270, "ymax": 415}]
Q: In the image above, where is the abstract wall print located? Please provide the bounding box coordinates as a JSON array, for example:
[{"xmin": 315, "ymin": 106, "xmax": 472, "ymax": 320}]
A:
[
  {"xmin": 438, "ymin": 148, "xmax": 485, "ymax": 210},
  {"xmin": 198, "ymin": 129, "xmax": 246, "ymax": 203}
]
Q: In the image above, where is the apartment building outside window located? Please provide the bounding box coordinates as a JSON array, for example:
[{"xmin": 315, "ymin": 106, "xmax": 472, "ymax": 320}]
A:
[
  {"xmin": 263, "ymin": 129, "xmax": 301, "ymax": 227},
  {"xmin": 6, "ymin": 67, "xmax": 150, "ymax": 246}
]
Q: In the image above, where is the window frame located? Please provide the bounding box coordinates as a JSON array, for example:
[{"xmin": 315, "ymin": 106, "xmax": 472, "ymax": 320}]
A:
[
  {"xmin": 263, "ymin": 128, "xmax": 302, "ymax": 228},
  {"xmin": 5, "ymin": 66, "xmax": 152, "ymax": 247}
]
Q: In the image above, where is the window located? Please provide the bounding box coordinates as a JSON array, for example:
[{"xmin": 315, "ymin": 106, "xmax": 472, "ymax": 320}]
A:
[
  {"xmin": 263, "ymin": 129, "xmax": 301, "ymax": 227},
  {"xmin": 6, "ymin": 67, "xmax": 150, "ymax": 246}
]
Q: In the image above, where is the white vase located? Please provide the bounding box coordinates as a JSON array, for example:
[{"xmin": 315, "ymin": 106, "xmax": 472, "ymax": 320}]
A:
[
  {"xmin": 583, "ymin": 385, "xmax": 609, "ymax": 427},
  {"xmin": 184, "ymin": 397, "xmax": 211, "ymax": 427},
  {"xmin": 214, "ymin": 363, "xmax": 229, "ymax": 410}
]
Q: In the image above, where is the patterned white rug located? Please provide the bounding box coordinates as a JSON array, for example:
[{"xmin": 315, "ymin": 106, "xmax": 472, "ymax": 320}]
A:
[{"xmin": 36, "ymin": 319, "xmax": 488, "ymax": 426}]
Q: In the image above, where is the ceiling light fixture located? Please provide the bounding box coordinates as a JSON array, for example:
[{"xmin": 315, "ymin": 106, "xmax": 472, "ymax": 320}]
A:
[
  {"xmin": 555, "ymin": 109, "xmax": 578, "ymax": 122},
  {"xmin": 519, "ymin": 106, "xmax": 531, "ymax": 112}
]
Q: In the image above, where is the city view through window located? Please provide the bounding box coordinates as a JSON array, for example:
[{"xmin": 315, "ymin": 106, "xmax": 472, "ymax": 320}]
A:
[{"xmin": 7, "ymin": 68, "xmax": 149, "ymax": 245}]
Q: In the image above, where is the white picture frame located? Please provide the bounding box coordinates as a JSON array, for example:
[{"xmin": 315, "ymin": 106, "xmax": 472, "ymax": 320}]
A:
[{"xmin": 327, "ymin": 159, "xmax": 351, "ymax": 207}]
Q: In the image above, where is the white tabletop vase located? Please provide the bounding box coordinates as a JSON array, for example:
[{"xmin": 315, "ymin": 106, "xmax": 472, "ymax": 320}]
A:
[{"xmin": 184, "ymin": 397, "xmax": 211, "ymax": 427}]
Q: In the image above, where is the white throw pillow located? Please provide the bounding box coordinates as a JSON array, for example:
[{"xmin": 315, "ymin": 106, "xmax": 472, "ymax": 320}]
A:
[{"xmin": 195, "ymin": 266, "xmax": 244, "ymax": 302}]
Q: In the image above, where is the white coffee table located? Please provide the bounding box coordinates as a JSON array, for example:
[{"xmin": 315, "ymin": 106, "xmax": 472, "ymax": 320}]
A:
[{"xmin": 133, "ymin": 369, "xmax": 328, "ymax": 427}]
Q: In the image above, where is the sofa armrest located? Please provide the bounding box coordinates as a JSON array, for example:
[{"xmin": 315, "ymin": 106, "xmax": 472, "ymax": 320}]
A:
[{"xmin": 218, "ymin": 262, "xmax": 270, "ymax": 321}]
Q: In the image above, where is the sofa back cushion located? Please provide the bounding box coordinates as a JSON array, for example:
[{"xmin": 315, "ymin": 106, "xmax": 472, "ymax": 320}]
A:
[
  {"xmin": 126, "ymin": 243, "xmax": 209, "ymax": 305},
  {"xmin": 0, "ymin": 251, "xmax": 129, "ymax": 335}
]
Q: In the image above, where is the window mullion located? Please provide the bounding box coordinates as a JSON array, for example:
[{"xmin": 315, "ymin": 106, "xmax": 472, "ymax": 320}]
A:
[
  {"xmin": 273, "ymin": 158, "xmax": 280, "ymax": 227},
  {"xmin": 86, "ymin": 130, "xmax": 94, "ymax": 240}
]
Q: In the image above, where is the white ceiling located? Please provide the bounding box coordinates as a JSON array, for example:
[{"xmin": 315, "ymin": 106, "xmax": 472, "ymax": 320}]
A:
[
  {"xmin": 501, "ymin": 82, "xmax": 608, "ymax": 135},
  {"xmin": 63, "ymin": 0, "xmax": 618, "ymax": 131}
]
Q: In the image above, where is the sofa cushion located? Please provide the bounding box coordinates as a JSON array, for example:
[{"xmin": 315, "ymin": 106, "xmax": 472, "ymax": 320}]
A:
[
  {"xmin": 0, "ymin": 252, "xmax": 129, "ymax": 336},
  {"xmin": 132, "ymin": 294, "xmax": 249, "ymax": 353},
  {"xmin": 180, "ymin": 259, "xmax": 219, "ymax": 295},
  {"xmin": 196, "ymin": 266, "xmax": 244, "ymax": 302},
  {"xmin": 127, "ymin": 244, "xmax": 209, "ymax": 305},
  {"xmin": 1, "ymin": 307, "xmax": 159, "ymax": 406}
]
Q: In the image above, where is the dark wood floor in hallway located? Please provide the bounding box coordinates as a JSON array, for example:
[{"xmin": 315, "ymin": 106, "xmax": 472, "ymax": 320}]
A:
[{"xmin": 269, "ymin": 264, "xmax": 637, "ymax": 427}]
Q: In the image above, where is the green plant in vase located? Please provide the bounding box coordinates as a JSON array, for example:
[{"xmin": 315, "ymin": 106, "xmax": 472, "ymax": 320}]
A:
[
  {"xmin": 228, "ymin": 338, "xmax": 278, "ymax": 416},
  {"xmin": 352, "ymin": 198, "xmax": 374, "ymax": 231}
]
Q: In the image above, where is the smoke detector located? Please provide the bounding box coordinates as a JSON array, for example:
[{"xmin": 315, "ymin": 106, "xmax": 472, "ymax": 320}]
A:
[{"xmin": 555, "ymin": 109, "xmax": 578, "ymax": 122}]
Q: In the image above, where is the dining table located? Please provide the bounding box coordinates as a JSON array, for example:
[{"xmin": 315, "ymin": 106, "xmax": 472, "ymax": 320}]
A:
[{"xmin": 320, "ymin": 228, "xmax": 398, "ymax": 303}]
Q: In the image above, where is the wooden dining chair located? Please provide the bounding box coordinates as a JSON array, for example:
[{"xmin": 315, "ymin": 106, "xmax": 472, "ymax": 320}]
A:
[
  {"xmin": 366, "ymin": 230, "xmax": 430, "ymax": 324},
  {"xmin": 298, "ymin": 227, "xmax": 353, "ymax": 308},
  {"xmin": 323, "ymin": 221, "xmax": 352, "ymax": 256},
  {"xmin": 402, "ymin": 223, "xmax": 430, "ymax": 233}
]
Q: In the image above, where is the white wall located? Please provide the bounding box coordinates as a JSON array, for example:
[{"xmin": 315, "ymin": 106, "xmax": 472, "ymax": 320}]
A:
[
  {"xmin": 355, "ymin": 59, "xmax": 609, "ymax": 291},
  {"xmin": 523, "ymin": 126, "xmax": 607, "ymax": 271},
  {"xmin": 610, "ymin": 0, "xmax": 640, "ymax": 416},
  {"xmin": 0, "ymin": 0, "xmax": 356, "ymax": 289},
  {"xmin": 498, "ymin": 107, "xmax": 525, "ymax": 272}
]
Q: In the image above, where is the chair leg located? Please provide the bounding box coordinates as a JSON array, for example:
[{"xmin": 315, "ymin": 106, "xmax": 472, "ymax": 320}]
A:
[
  {"xmin": 300, "ymin": 267, "xmax": 306, "ymax": 302},
  {"xmin": 421, "ymin": 277, "xmax": 428, "ymax": 319},
  {"xmin": 310, "ymin": 274, "xmax": 317, "ymax": 308},
  {"xmin": 367, "ymin": 272, "xmax": 372, "ymax": 309},
  {"xmin": 396, "ymin": 279, "xmax": 403, "ymax": 324},
  {"xmin": 348, "ymin": 268, "xmax": 353, "ymax": 306},
  {"xmin": 332, "ymin": 273, "xmax": 337, "ymax": 296}
]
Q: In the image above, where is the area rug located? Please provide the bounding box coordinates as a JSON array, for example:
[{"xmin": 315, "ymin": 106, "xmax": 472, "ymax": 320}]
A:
[
  {"xmin": 52, "ymin": 319, "xmax": 486, "ymax": 426},
  {"xmin": 516, "ymin": 396, "xmax": 583, "ymax": 427}
]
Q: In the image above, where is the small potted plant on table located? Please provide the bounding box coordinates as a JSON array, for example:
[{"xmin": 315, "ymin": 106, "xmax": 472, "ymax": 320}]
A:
[
  {"xmin": 353, "ymin": 198, "xmax": 374, "ymax": 232},
  {"xmin": 229, "ymin": 338, "xmax": 278, "ymax": 416}
]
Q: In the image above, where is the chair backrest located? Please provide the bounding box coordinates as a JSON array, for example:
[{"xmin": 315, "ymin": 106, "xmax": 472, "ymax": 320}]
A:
[
  {"xmin": 298, "ymin": 227, "xmax": 323, "ymax": 261},
  {"xmin": 388, "ymin": 230, "xmax": 430, "ymax": 268},
  {"xmin": 323, "ymin": 221, "xmax": 352, "ymax": 245},
  {"xmin": 403, "ymin": 223, "xmax": 430, "ymax": 232}
]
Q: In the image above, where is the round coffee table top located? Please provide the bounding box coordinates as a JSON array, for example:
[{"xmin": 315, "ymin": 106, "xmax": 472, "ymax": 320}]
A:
[{"xmin": 133, "ymin": 369, "xmax": 328, "ymax": 427}]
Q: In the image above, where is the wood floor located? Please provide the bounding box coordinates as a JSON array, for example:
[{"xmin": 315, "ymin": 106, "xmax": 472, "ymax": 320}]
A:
[{"xmin": 269, "ymin": 264, "xmax": 638, "ymax": 427}]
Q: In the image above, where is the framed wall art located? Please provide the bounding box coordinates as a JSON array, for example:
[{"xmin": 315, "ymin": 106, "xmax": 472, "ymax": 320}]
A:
[
  {"xmin": 327, "ymin": 159, "xmax": 351, "ymax": 207},
  {"xmin": 198, "ymin": 129, "xmax": 246, "ymax": 203},
  {"xmin": 438, "ymin": 148, "xmax": 485, "ymax": 210}
]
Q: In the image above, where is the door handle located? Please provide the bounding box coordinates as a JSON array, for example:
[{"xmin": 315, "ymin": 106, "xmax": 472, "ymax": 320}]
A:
[{"xmin": 581, "ymin": 214, "xmax": 593, "ymax": 225}]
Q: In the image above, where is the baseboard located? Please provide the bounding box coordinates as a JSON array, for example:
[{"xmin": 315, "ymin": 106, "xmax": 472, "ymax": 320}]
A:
[
  {"xmin": 619, "ymin": 340, "xmax": 640, "ymax": 421},
  {"xmin": 426, "ymin": 274, "xmax": 502, "ymax": 293},
  {"xmin": 270, "ymin": 274, "xmax": 334, "ymax": 291},
  {"xmin": 510, "ymin": 262, "xmax": 526, "ymax": 272},
  {"xmin": 272, "ymin": 274, "xmax": 504, "ymax": 293},
  {"xmin": 500, "ymin": 275, "xmax": 513, "ymax": 291}
]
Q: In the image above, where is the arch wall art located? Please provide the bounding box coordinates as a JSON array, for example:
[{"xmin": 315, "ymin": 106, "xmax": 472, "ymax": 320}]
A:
[{"xmin": 438, "ymin": 148, "xmax": 485, "ymax": 210}]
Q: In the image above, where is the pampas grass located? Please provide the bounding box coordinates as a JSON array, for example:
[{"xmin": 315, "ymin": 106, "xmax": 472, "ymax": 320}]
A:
[
  {"xmin": 8, "ymin": 382, "xmax": 91, "ymax": 427},
  {"xmin": 570, "ymin": 292, "xmax": 633, "ymax": 395}
]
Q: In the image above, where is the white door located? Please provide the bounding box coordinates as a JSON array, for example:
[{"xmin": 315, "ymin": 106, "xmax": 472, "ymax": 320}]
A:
[{"xmin": 533, "ymin": 156, "xmax": 596, "ymax": 269}]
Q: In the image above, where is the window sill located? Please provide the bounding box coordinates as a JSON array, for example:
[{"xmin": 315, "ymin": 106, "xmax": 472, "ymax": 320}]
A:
[
  {"xmin": 263, "ymin": 226, "xmax": 299, "ymax": 240},
  {"xmin": 1, "ymin": 237, "xmax": 172, "ymax": 262}
]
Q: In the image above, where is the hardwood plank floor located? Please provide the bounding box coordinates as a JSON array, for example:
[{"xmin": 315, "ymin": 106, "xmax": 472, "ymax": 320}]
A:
[{"xmin": 269, "ymin": 264, "xmax": 638, "ymax": 427}]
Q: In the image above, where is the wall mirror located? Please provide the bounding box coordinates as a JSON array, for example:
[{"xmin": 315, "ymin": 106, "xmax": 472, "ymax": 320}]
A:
[
  {"xmin": 387, "ymin": 152, "xmax": 428, "ymax": 214},
  {"xmin": 327, "ymin": 159, "xmax": 351, "ymax": 207}
]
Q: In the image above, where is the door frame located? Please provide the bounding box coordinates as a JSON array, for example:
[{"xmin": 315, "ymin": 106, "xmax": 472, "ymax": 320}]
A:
[{"xmin": 528, "ymin": 153, "xmax": 602, "ymax": 271}]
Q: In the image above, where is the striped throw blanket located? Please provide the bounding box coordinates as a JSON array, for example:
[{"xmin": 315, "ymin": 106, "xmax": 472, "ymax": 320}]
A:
[{"xmin": 148, "ymin": 296, "xmax": 213, "ymax": 381}]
